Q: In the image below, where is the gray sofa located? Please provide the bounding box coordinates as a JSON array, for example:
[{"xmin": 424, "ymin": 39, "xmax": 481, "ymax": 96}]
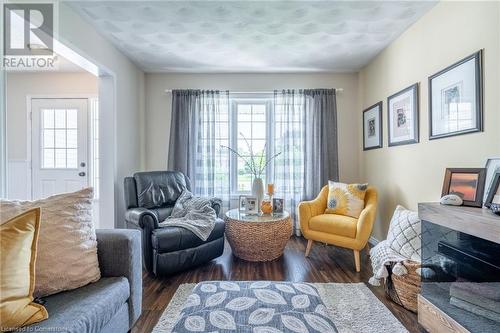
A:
[{"xmin": 23, "ymin": 229, "xmax": 142, "ymax": 333}]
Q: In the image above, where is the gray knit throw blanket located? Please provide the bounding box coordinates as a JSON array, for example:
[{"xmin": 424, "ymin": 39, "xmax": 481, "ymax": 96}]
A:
[{"xmin": 159, "ymin": 190, "xmax": 216, "ymax": 241}]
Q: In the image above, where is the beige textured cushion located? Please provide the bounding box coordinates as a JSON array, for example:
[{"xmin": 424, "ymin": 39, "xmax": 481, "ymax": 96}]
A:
[{"xmin": 0, "ymin": 188, "xmax": 100, "ymax": 297}]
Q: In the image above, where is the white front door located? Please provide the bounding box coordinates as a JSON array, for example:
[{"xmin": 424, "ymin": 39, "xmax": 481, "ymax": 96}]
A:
[{"xmin": 31, "ymin": 99, "xmax": 89, "ymax": 199}]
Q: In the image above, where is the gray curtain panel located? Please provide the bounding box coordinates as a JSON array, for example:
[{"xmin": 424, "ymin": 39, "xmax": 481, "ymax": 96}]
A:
[
  {"xmin": 168, "ymin": 90, "xmax": 197, "ymax": 178},
  {"xmin": 303, "ymin": 88, "xmax": 339, "ymax": 199}
]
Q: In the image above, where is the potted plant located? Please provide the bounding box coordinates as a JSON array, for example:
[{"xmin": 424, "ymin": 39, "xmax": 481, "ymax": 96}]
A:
[{"xmin": 221, "ymin": 134, "xmax": 281, "ymax": 210}]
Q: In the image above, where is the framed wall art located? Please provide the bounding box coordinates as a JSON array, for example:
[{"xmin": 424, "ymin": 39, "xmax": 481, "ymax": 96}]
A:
[
  {"xmin": 387, "ymin": 83, "xmax": 419, "ymax": 146},
  {"xmin": 429, "ymin": 50, "xmax": 483, "ymax": 140},
  {"xmin": 363, "ymin": 102, "xmax": 383, "ymax": 150},
  {"xmin": 441, "ymin": 168, "xmax": 486, "ymax": 207}
]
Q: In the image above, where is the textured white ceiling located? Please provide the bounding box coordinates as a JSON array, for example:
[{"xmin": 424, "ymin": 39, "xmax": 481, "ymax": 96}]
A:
[{"xmin": 69, "ymin": 1, "xmax": 436, "ymax": 73}]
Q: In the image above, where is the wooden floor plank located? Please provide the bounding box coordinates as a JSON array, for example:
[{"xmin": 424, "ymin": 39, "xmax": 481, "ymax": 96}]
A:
[{"xmin": 132, "ymin": 236, "xmax": 421, "ymax": 332}]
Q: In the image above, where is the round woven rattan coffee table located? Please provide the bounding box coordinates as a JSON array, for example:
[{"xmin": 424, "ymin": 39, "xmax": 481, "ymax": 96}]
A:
[{"xmin": 224, "ymin": 209, "xmax": 292, "ymax": 262}]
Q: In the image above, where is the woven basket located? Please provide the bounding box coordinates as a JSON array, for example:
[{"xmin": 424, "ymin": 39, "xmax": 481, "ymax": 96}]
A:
[
  {"xmin": 225, "ymin": 215, "xmax": 292, "ymax": 262},
  {"xmin": 384, "ymin": 260, "xmax": 421, "ymax": 313}
]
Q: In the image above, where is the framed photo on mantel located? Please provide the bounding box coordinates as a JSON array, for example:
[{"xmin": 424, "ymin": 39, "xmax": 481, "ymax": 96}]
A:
[
  {"xmin": 484, "ymin": 157, "xmax": 500, "ymax": 205},
  {"xmin": 387, "ymin": 83, "xmax": 419, "ymax": 147},
  {"xmin": 429, "ymin": 50, "xmax": 483, "ymax": 140},
  {"xmin": 363, "ymin": 102, "xmax": 383, "ymax": 150},
  {"xmin": 441, "ymin": 168, "xmax": 486, "ymax": 207}
]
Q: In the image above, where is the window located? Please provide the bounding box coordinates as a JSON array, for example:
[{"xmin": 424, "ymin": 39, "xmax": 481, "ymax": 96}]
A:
[
  {"xmin": 189, "ymin": 90, "xmax": 310, "ymax": 216},
  {"xmin": 230, "ymin": 97, "xmax": 272, "ymax": 194},
  {"xmin": 41, "ymin": 108, "xmax": 78, "ymax": 169},
  {"xmin": 195, "ymin": 93, "xmax": 301, "ymax": 197}
]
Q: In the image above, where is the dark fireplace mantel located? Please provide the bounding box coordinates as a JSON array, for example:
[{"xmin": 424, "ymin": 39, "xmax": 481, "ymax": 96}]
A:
[{"xmin": 417, "ymin": 203, "xmax": 500, "ymax": 333}]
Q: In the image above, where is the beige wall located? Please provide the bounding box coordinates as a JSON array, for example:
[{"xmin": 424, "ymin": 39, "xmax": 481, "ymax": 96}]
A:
[
  {"xmin": 359, "ymin": 1, "xmax": 500, "ymax": 240},
  {"xmin": 145, "ymin": 73, "xmax": 361, "ymax": 183},
  {"xmin": 6, "ymin": 72, "xmax": 98, "ymax": 160}
]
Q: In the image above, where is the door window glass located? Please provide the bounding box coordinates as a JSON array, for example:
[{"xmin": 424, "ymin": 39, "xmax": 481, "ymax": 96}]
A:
[{"xmin": 41, "ymin": 109, "xmax": 78, "ymax": 168}]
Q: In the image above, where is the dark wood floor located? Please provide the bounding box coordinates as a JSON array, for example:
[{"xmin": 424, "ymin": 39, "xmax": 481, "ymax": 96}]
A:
[{"xmin": 132, "ymin": 237, "xmax": 421, "ymax": 333}]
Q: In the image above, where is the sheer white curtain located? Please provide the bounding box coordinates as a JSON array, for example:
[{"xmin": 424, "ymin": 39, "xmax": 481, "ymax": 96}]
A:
[
  {"xmin": 273, "ymin": 89, "xmax": 338, "ymax": 235},
  {"xmin": 168, "ymin": 90, "xmax": 231, "ymax": 210},
  {"xmin": 193, "ymin": 91, "xmax": 231, "ymax": 210},
  {"xmin": 273, "ymin": 90, "xmax": 306, "ymax": 235}
]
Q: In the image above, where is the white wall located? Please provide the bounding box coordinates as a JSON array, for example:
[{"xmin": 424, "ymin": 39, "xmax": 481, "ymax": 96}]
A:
[
  {"xmin": 58, "ymin": 3, "xmax": 146, "ymax": 228},
  {"xmin": 359, "ymin": 1, "xmax": 500, "ymax": 240},
  {"xmin": 6, "ymin": 72, "xmax": 98, "ymax": 160},
  {"xmin": 145, "ymin": 73, "xmax": 360, "ymax": 183},
  {"xmin": 5, "ymin": 72, "xmax": 98, "ymax": 200}
]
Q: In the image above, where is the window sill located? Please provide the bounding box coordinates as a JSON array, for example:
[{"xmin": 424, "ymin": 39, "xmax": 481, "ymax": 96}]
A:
[{"xmin": 229, "ymin": 193, "xmax": 251, "ymax": 199}]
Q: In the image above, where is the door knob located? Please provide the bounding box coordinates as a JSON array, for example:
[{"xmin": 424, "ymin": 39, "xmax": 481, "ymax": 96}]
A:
[
  {"xmin": 80, "ymin": 162, "xmax": 86, "ymax": 167},
  {"xmin": 78, "ymin": 172, "xmax": 86, "ymax": 177}
]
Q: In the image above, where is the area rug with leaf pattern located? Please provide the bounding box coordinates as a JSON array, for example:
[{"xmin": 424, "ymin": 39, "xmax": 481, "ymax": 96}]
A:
[{"xmin": 153, "ymin": 281, "xmax": 408, "ymax": 333}]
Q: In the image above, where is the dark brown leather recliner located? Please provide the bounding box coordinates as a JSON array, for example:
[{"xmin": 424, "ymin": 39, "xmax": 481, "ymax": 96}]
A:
[{"xmin": 124, "ymin": 171, "xmax": 224, "ymax": 276}]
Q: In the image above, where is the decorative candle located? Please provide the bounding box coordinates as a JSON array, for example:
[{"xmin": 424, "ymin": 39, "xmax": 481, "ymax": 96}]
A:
[{"xmin": 267, "ymin": 183, "xmax": 274, "ymax": 195}]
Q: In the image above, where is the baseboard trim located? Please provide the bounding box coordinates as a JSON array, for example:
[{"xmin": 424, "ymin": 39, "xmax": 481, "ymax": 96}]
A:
[{"xmin": 369, "ymin": 236, "xmax": 380, "ymax": 246}]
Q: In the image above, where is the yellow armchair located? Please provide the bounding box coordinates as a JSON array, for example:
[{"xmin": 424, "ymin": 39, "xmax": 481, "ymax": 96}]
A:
[{"xmin": 298, "ymin": 185, "xmax": 378, "ymax": 272}]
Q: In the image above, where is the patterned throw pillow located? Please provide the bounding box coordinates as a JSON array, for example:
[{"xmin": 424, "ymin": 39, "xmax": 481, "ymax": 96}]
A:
[
  {"xmin": 0, "ymin": 188, "xmax": 100, "ymax": 297},
  {"xmin": 386, "ymin": 205, "xmax": 421, "ymax": 262},
  {"xmin": 325, "ymin": 181, "xmax": 368, "ymax": 218}
]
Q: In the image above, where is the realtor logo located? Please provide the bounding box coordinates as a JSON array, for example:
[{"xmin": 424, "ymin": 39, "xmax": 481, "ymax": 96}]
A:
[
  {"xmin": 3, "ymin": 3, "xmax": 57, "ymax": 70},
  {"xmin": 4, "ymin": 3, "xmax": 53, "ymax": 55}
]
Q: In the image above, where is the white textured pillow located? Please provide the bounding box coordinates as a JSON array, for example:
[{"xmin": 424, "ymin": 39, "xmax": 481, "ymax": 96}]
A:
[
  {"xmin": 0, "ymin": 188, "xmax": 100, "ymax": 297},
  {"xmin": 386, "ymin": 205, "xmax": 421, "ymax": 262}
]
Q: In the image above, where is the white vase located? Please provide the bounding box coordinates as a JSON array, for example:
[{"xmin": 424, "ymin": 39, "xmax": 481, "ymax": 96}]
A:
[{"xmin": 252, "ymin": 177, "xmax": 264, "ymax": 211}]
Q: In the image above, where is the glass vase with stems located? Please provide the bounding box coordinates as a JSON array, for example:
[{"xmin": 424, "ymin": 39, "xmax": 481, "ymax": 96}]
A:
[{"xmin": 221, "ymin": 133, "xmax": 281, "ymax": 212}]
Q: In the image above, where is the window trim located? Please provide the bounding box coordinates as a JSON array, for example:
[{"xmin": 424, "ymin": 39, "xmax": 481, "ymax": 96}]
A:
[{"xmin": 229, "ymin": 96, "xmax": 273, "ymax": 195}]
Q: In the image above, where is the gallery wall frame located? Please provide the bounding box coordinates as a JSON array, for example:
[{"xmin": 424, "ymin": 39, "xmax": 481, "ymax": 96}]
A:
[
  {"xmin": 362, "ymin": 101, "xmax": 383, "ymax": 151},
  {"xmin": 428, "ymin": 50, "xmax": 483, "ymax": 140},
  {"xmin": 387, "ymin": 83, "xmax": 419, "ymax": 147}
]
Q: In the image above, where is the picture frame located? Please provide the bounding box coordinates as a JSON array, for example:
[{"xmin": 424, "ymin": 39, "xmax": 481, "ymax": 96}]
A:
[
  {"xmin": 441, "ymin": 168, "xmax": 486, "ymax": 207},
  {"xmin": 245, "ymin": 196, "xmax": 258, "ymax": 215},
  {"xmin": 387, "ymin": 83, "xmax": 419, "ymax": 146},
  {"xmin": 484, "ymin": 172, "xmax": 500, "ymax": 208},
  {"xmin": 429, "ymin": 50, "xmax": 483, "ymax": 140},
  {"xmin": 483, "ymin": 157, "xmax": 500, "ymax": 205},
  {"xmin": 238, "ymin": 195, "xmax": 247, "ymax": 212},
  {"xmin": 272, "ymin": 198, "xmax": 284, "ymax": 215},
  {"xmin": 363, "ymin": 101, "xmax": 383, "ymax": 150}
]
